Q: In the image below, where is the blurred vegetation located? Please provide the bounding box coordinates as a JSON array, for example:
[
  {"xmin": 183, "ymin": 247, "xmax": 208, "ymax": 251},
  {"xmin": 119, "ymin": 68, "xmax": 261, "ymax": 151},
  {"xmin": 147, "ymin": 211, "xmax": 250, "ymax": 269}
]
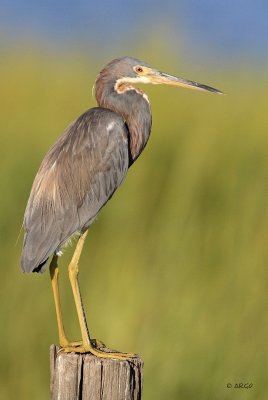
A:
[{"xmin": 1, "ymin": 50, "xmax": 268, "ymax": 400}]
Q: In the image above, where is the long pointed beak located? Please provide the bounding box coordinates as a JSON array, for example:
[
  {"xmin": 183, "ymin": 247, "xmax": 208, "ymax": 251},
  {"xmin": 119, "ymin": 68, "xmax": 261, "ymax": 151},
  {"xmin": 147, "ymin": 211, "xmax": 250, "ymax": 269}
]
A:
[{"xmin": 148, "ymin": 70, "xmax": 223, "ymax": 94}]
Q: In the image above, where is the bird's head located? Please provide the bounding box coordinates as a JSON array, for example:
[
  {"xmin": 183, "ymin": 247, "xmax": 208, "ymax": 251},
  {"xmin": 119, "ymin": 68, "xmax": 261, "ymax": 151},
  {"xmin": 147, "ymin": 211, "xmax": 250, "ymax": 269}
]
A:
[{"xmin": 97, "ymin": 56, "xmax": 223, "ymax": 95}]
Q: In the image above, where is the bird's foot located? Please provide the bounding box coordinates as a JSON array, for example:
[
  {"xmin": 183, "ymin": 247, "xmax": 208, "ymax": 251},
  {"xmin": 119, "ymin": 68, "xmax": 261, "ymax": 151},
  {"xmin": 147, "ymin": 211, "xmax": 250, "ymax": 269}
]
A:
[
  {"xmin": 59, "ymin": 338, "xmax": 105, "ymax": 349},
  {"xmin": 66, "ymin": 340, "xmax": 83, "ymax": 347},
  {"xmin": 61, "ymin": 339, "xmax": 137, "ymax": 360}
]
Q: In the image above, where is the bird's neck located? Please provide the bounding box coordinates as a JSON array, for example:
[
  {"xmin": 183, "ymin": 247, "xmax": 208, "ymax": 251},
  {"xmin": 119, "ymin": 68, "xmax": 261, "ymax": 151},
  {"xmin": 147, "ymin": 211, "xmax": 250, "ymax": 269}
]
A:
[{"xmin": 95, "ymin": 81, "xmax": 152, "ymax": 163}]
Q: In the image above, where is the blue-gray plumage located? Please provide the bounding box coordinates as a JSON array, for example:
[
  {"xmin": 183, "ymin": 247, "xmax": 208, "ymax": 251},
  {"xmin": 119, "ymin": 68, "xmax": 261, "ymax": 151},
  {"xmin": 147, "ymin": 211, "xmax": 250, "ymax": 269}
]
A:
[
  {"xmin": 20, "ymin": 56, "xmax": 222, "ymax": 358},
  {"xmin": 21, "ymin": 58, "xmax": 153, "ymax": 273},
  {"xmin": 21, "ymin": 108, "xmax": 131, "ymax": 272}
]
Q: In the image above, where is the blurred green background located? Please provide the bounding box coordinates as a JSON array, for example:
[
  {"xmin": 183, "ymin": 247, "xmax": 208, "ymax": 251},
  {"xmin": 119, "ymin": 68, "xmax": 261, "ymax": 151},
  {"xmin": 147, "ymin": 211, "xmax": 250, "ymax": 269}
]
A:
[{"xmin": 1, "ymin": 2, "xmax": 268, "ymax": 399}]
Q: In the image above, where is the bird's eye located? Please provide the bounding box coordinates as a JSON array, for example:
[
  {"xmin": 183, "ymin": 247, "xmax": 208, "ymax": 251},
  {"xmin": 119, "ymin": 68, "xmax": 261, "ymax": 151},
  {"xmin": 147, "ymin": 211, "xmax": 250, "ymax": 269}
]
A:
[{"xmin": 135, "ymin": 66, "xmax": 143, "ymax": 73}]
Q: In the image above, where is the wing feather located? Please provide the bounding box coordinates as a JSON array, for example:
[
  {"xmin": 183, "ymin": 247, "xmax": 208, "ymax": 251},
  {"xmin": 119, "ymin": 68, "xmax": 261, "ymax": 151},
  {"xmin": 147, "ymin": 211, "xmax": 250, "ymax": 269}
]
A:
[{"xmin": 21, "ymin": 108, "xmax": 129, "ymax": 272}]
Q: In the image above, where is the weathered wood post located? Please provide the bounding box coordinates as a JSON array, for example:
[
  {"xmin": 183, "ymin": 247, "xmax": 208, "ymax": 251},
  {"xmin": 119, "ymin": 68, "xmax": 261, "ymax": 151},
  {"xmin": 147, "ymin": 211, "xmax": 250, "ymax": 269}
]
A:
[{"xmin": 50, "ymin": 345, "xmax": 144, "ymax": 399}]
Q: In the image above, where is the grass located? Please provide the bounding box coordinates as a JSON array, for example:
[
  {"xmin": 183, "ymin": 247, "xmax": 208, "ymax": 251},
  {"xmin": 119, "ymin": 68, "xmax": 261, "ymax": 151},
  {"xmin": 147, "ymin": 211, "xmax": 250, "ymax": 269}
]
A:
[{"xmin": 0, "ymin": 50, "xmax": 268, "ymax": 399}]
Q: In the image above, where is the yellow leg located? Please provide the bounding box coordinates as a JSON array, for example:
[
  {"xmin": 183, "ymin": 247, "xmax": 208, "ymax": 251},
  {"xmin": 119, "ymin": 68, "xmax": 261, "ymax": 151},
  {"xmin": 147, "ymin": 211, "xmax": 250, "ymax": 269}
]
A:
[
  {"xmin": 50, "ymin": 255, "xmax": 85, "ymax": 348},
  {"xmin": 64, "ymin": 230, "xmax": 136, "ymax": 359},
  {"xmin": 49, "ymin": 255, "xmax": 70, "ymax": 347}
]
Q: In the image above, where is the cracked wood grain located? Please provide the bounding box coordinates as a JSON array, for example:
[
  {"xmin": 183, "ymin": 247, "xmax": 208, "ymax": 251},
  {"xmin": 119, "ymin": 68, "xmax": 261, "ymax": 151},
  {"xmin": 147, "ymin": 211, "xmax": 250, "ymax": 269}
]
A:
[{"xmin": 50, "ymin": 345, "xmax": 143, "ymax": 400}]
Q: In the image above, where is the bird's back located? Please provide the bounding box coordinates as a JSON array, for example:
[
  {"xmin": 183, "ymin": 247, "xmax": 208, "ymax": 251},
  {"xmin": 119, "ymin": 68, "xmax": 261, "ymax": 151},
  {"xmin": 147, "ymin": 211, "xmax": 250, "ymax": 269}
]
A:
[{"xmin": 21, "ymin": 107, "xmax": 129, "ymax": 273}]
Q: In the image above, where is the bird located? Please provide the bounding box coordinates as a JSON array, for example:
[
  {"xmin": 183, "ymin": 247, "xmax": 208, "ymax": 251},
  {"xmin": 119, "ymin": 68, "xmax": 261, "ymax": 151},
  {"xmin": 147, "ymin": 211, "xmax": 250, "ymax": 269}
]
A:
[{"xmin": 21, "ymin": 56, "xmax": 222, "ymax": 359}]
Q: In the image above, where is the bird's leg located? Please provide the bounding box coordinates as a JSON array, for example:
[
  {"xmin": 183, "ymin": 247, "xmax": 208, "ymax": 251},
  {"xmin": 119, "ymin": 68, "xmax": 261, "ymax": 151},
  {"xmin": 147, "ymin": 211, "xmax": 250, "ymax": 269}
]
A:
[
  {"xmin": 64, "ymin": 230, "xmax": 136, "ymax": 359},
  {"xmin": 49, "ymin": 255, "xmax": 70, "ymax": 348},
  {"xmin": 49, "ymin": 252, "xmax": 88, "ymax": 348},
  {"xmin": 67, "ymin": 230, "xmax": 91, "ymax": 347}
]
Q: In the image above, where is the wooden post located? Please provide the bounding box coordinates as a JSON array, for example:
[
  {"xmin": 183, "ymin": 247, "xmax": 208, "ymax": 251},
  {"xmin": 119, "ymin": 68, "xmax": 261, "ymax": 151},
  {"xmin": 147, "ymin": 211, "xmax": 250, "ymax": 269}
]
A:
[{"xmin": 50, "ymin": 345, "xmax": 144, "ymax": 400}]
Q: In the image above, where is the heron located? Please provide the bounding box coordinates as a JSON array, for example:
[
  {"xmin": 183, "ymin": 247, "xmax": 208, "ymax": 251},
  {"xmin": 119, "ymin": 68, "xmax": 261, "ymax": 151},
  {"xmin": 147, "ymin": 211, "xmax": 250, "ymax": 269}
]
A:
[{"xmin": 21, "ymin": 57, "xmax": 222, "ymax": 359}]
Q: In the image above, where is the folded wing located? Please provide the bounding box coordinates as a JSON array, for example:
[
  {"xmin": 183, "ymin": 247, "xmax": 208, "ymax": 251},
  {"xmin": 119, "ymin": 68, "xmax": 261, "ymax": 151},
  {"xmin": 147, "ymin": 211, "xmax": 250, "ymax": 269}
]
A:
[{"xmin": 21, "ymin": 108, "xmax": 129, "ymax": 273}]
